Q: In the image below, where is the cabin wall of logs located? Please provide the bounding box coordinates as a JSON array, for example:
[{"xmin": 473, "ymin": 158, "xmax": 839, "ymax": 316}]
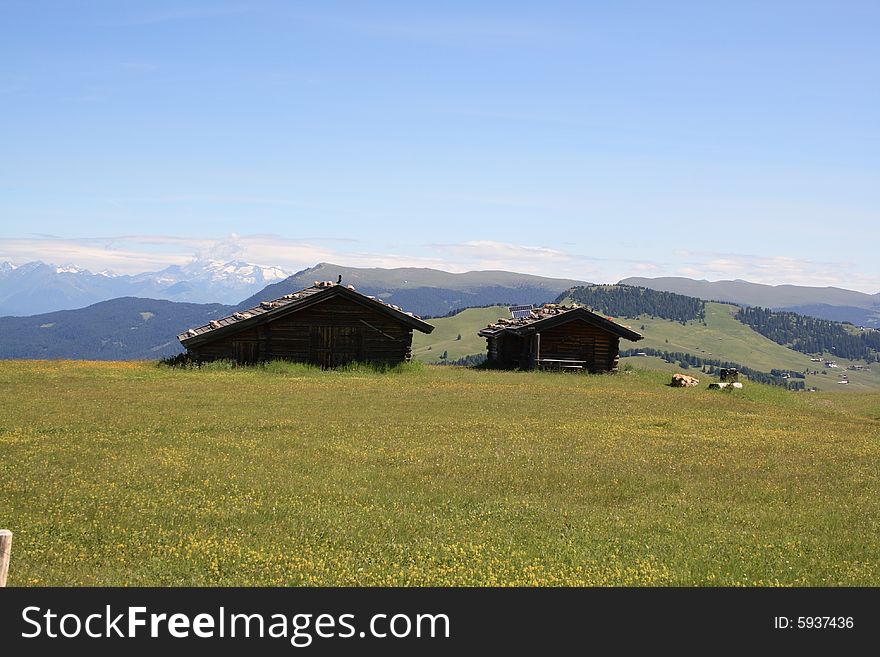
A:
[
  {"xmin": 485, "ymin": 318, "xmax": 623, "ymax": 373},
  {"xmin": 188, "ymin": 296, "xmax": 415, "ymax": 367}
]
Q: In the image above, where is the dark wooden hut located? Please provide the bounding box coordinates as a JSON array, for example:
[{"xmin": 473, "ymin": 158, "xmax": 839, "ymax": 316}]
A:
[
  {"xmin": 478, "ymin": 304, "xmax": 643, "ymax": 372},
  {"xmin": 178, "ymin": 281, "xmax": 434, "ymax": 367}
]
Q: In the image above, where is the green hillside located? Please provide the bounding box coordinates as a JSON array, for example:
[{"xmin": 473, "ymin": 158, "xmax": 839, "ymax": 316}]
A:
[
  {"xmin": 412, "ymin": 306, "xmax": 504, "ymax": 363},
  {"xmin": 619, "ymin": 303, "xmax": 880, "ymax": 392},
  {"xmin": 3, "ymin": 361, "xmax": 879, "ymax": 586},
  {"xmin": 626, "ymin": 302, "xmax": 814, "ymax": 370},
  {"xmin": 414, "ymin": 302, "xmax": 880, "ymax": 391}
]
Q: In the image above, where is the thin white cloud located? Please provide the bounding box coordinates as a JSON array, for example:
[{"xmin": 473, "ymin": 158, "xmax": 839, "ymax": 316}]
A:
[
  {"xmin": 670, "ymin": 250, "xmax": 878, "ymax": 291},
  {"xmin": 0, "ymin": 235, "xmax": 451, "ymax": 275},
  {"xmin": 425, "ymin": 240, "xmax": 676, "ymax": 283},
  {"xmin": 0, "ymin": 237, "xmax": 191, "ymax": 273},
  {"xmin": 0, "ymin": 236, "xmax": 877, "ymax": 293}
]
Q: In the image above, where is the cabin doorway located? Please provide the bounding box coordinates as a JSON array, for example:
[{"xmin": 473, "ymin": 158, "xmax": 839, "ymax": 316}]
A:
[
  {"xmin": 310, "ymin": 326, "xmax": 364, "ymax": 368},
  {"xmin": 232, "ymin": 340, "xmax": 259, "ymax": 365}
]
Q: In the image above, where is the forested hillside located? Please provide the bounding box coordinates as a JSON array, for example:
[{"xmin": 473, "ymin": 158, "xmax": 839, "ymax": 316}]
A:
[
  {"xmin": 0, "ymin": 298, "xmax": 230, "ymax": 360},
  {"xmin": 735, "ymin": 306, "xmax": 880, "ymax": 362},
  {"xmin": 558, "ymin": 284, "xmax": 705, "ymax": 323},
  {"xmin": 620, "ymin": 276, "xmax": 880, "ymax": 327}
]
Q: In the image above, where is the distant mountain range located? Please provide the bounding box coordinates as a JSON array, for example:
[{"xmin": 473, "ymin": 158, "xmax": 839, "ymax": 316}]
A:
[
  {"xmin": 2, "ymin": 263, "xmax": 880, "ymax": 360},
  {"xmin": 0, "ymin": 263, "xmax": 587, "ymax": 360},
  {"xmin": 238, "ymin": 262, "xmax": 587, "ymax": 317},
  {"xmin": 620, "ymin": 277, "xmax": 880, "ymax": 327},
  {"xmin": 0, "ymin": 259, "xmax": 290, "ymax": 316}
]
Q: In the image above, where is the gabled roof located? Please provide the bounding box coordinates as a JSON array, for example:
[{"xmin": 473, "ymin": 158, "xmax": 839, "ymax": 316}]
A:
[
  {"xmin": 178, "ymin": 282, "xmax": 434, "ymax": 348},
  {"xmin": 478, "ymin": 304, "xmax": 643, "ymax": 341}
]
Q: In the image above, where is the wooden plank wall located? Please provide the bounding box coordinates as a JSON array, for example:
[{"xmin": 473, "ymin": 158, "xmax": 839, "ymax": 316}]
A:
[
  {"xmin": 190, "ymin": 296, "xmax": 414, "ymax": 366},
  {"xmin": 538, "ymin": 320, "xmax": 619, "ymax": 372},
  {"xmin": 487, "ymin": 318, "xmax": 622, "ymax": 372}
]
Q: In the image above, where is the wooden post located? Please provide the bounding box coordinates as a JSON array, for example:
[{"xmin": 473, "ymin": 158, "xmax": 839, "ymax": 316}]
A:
[{"xmin": 0, "ymin": 530, "xmax": 11, "ymax": 587}]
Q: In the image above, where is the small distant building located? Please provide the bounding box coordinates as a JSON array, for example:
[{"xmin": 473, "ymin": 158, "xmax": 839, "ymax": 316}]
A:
[
  {"xmin": 478, "ymin": 304, "xmax": 643, "ymax": 372},
  {"xmin": 177, "ymin": 281, "xmax": 434, "ymax": 366}
]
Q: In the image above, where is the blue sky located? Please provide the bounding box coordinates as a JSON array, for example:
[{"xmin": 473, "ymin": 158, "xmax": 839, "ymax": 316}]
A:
[{"xmin": 2, "ymin": 1, "xmax": 878, "ymax": 291}]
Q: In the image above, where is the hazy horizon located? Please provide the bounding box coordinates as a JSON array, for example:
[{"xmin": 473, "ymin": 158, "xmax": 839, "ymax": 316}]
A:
[{"xmin": 2, "ymin": 246, "xmax": 879, "ymax": 296}]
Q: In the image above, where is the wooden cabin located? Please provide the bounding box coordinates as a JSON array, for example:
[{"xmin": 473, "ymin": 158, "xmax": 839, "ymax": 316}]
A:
[
  {"xmin": 178, "ymin": 281, "xmax": 434, "ymax": 367},
  {"xmin": 478, "ymin": 304, "xmax": 643, "ymax": 372}
]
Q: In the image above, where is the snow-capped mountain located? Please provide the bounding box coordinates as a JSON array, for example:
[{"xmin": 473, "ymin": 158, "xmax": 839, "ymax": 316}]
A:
[
  {"xmin": 0, "ymin": 259, "xmax": 291, "ymax": 317},
  {"xmin": 54, "ymin": 264, "xmax": 91, "ymax": 274},
  {"xmin": 151, "ymin": 259, "xmax": 289, "ymax": 288}
]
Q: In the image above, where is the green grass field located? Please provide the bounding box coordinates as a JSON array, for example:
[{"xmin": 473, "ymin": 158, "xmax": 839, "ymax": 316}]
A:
[{"xmin": 2, "ymin": 360, "xmax": 879, "ymax": 586}]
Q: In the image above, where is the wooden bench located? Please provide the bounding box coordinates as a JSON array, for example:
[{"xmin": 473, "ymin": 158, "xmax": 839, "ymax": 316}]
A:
[{"xmin": 537, "ymin": 358, "xmax": 588, "ymax": 371}]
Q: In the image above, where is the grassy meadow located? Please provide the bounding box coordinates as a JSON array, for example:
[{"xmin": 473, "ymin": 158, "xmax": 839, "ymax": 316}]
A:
[{"xmin": 2, "ymin": 360, "xmax": 880, "ymax": 586}]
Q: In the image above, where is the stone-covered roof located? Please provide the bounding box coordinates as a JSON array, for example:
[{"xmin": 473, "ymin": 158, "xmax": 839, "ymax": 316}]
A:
[
  {"xmin": 478, "ymin": 303, "xmax": 643, "ymax": 341},
  {"xmin": 178, "ymin": 280, "xmax": 433, "ymax": 347}
]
